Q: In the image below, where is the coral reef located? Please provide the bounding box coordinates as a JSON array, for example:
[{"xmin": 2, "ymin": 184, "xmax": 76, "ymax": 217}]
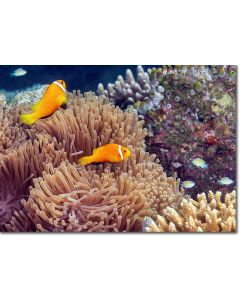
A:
[
  {"xmin": 0, "ymin": 68, "xmax": 237, "ymax": 233},
  {"xmin": 98, "ymin": 66, "xmax": 237, "ymax": 198},
  {"xmin": 143, "ymin": 191, "xmax": 236, "ymax": 232},
  {"xmin": 0, "ymin": 93, "xmax": 6, "ymax": 107},
  {"xmin": 10, "ymin": 85, "xmax": 48, "ymax": 106}
]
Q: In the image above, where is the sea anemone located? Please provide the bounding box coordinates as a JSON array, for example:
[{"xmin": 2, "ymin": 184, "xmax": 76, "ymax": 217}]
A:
[
  {"xmin": 6, "ymin": 149, "xmax": 183, "ymax": 232},
  {"xmin": 32, "ymin": 91, "xmax": 147, "ymax": 161},
  {"xmin": 0, "ymin": 105, "xmax": 33, "ymax": 154},
  {"xmin": 0, "ymin": 136, "xmax": 67, "ymax": 230},
  {"xmin": 3, "ymin": 91, "xmax": 186, "ymax": 232}
]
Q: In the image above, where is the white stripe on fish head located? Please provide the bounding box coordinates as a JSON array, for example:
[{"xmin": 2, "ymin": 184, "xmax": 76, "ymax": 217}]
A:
[
  {"xmin": 53, "ymin": 81, "xmax": 66, "ymax": 94},
  {"xmin": 118, "ymin": 144, "xmax": 124, "ymax": 160}
]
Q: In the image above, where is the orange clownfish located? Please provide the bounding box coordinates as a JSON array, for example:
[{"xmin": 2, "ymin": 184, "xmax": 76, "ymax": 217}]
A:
[
  {"xmin": 20, "ymin": 80, "xmax": 67, "ymax": 125},
  {"xmin": 78, "ymin": 144, "xmax": 131, "ymax": 166}
]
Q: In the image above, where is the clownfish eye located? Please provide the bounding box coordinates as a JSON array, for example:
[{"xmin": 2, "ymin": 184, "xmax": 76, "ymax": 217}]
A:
[{"xmin": 124, "ymin": 150, "xmax": 126, "ymax": 153}]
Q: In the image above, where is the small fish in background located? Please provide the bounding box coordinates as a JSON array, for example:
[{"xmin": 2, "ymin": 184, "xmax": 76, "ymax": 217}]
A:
[
  {"xmin": 204, "ymin": 130, "xmax": 217, "ymax": 145},
  {"xmin": 205, "ymin": 135, "xmax": 217, "ymax": 145},
  {"xmin": 78, "ymin": 144, "xmax": 131, "ymax": 166},
  {"xmin": 191, "ymin": 158, "xmax": 208, "ymax": 169},
  {"xmin": 182, "ymin": 180, "xmax": 195, "ymax": 189},
  {"xmin": 172, "ymin": 162, "xmax": 182, "ymax": 168},
  {"xmin": 11, "ymin": 68, "xmax": 27, "ymax": 77},
  {"xmin": 142, "ymin": 216, "xmax": 157, "ymax": 232},
  {"xmin": 218, "ymin": 177, "xmax": 234, "ymax": 186},
  {"xmin": 20, "ymin": 80, "xmax": 67, "ymax": 125}
]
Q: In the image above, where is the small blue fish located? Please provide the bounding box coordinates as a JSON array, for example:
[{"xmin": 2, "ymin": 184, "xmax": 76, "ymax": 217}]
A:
[
  {"xmin": 11, "ymin": 68, "xmax": 27, "ymax": 77},
  {"xmin": 191, "ymin": 158, "xmax": 208, "ymax": 169},
  {"xmin": 182, "ymin": 180, "xmax": 195, "ymax": 189},
  {"xmin": 218, "ymin": 177, "xmax": 234, "ymax": 186},
  {"xmin": 172, "ymin": 162, "xmax": 182, "ymax": 168}
]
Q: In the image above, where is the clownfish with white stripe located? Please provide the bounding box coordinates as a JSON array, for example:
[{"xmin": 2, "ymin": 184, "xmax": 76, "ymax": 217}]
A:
[
  {"xmin": 19, "ymin": 80, "xmax": 67, "ymax": 125},
  {"xmin": 78, "ymin": 144, "xmax": 131, "ymax": 166}
]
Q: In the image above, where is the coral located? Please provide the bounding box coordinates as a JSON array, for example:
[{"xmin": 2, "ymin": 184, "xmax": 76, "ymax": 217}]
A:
[
  {"xmin": 143, "ymin": 191, "xmax": 236, "ymax": 232},
  {"xmin": 147, "ymin": 65, "xmax": 237, "ymax": 198},
  {"xmin": 0, "ymin": 93, "xmax": 6, "ymax": 107},
  {"xmin": 99, "ymin": 65, "xmax": 237, "ymax": 198},
  {"xmin": 0, "ymin": 136, "xmax": 67, "ymax": 230},
  {"xmin": 97, "ymin": 66, "xmax": 165, "ymax": 111},
  {"xmin": 10, "ymin": 85, "xmax": 48, "ymax": 106},
  {"xmin": 0, "ymin": 81, "xmax": 236, "ymax": 232}
]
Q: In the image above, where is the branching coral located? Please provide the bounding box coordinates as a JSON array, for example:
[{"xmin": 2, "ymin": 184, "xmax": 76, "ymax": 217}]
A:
[
  {"xmin": 143, "ymin": 191, "xmax": 236, "ymax": 232},
  {"xmin": 97, "ymin": 66, "xmax": 165, "ymax": 110},
  {"xmin": 0, "ymin": 136, "xmax": 67, "ymax": 230}
]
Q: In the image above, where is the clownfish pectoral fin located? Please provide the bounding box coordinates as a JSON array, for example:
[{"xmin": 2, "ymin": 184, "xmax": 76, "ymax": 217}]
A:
[
  {"xmin": 56, "ymin": 94, "xmax": 67, "ymax": 106},
  {"xmin": 61, "ymin": 103, "xmax": 67, "ymax": 110}
]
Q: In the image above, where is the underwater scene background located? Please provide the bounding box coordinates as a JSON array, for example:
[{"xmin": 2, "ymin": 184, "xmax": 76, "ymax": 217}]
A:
[{"xmin": 0, "ymin": 65, "xmax": 236, "ymax": 232}]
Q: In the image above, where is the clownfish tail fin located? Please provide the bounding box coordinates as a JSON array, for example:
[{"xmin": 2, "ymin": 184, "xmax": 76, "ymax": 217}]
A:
[
  {"xmin": 77, "ymin": 155, "xmax": 93, "ymax": 166},
  {"xmin": 19, "ymin": 113, "xmax": 38, "ymax": 125}
]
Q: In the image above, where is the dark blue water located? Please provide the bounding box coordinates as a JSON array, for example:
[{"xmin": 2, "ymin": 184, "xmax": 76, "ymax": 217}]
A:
[{"xmin": 0, "ymin": 65, "xmax": 156, "ymax": 97}]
